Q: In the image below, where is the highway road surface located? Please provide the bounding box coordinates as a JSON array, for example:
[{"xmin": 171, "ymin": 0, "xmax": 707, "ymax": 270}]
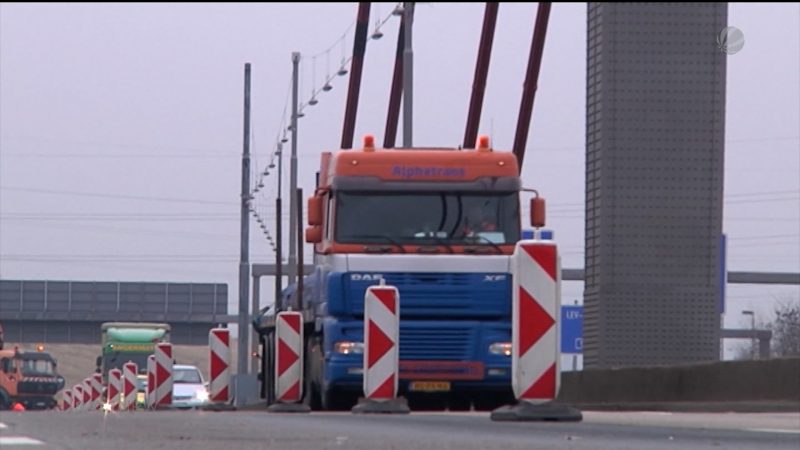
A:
[{"xmin": 1, "ymin": 410, "xmax": 798, "ymax": 449}]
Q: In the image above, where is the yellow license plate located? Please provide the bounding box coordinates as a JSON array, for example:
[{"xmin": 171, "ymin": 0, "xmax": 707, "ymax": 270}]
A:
[{"xmin": 409, "ymin": 381, "xmax": 451, "ymax": 392}]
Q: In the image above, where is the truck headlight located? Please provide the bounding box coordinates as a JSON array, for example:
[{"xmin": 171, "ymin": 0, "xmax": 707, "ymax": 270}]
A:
[
  {"xmin": 333, "ymin": 341, "xmax": 364, "ymax": 355},
  {"xmin": 489, "ymin": 342, "xmax": 512, "ymax": 356}
]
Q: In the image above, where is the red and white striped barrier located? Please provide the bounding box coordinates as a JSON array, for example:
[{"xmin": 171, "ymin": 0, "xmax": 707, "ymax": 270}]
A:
[
  {"xmin": 154, "ymin": 342, "xmax": 173, "ymax": 407},
  {"xmin": 81, "ymin": 377, "xmax": 93, "ymax": 410},
  {"xmin": 146, "ymin": 355, "xmax": 155, "ymax": 409},
  {"xmin": 91, "ymin": 373, "xmax": 104, "ymax": 410},
  {"xmin": 274, "ymin": 311, "xmax": 303, "ymax": 403},
  {"xmin": 363, "ymin": 284, "xmax": 400, "ymax": 400},
  {"xmin": 107, "ymin": 368, "xmax": 122, "ymax": 411},
  {"xmin": 122, "ymin": 362, "xmax": 138, "ymax": 411},
  {"xmin": 62, "ymin": 389, "xmax": 73, "ymax": 411},
  {"xmin": 209, "ymin": 328, "xmax": 231, "ymax": 403},
  {"xmin": 72, "ymin": 384, "xmax": 84, "ymax": 410},
  {"xmin": 511, "ymin": 240, "xmax": 561, "ymax": 403}
]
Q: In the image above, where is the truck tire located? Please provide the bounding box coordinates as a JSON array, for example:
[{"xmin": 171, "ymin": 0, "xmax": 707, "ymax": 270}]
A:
[
  {"xmin": 0, "ymin": 390, "xmax": 10, "ymax": 410},
  {"xmin": 473, "ymin": 391, "xmax": 514, "ymax": 411},
  {"xmin": 321, "ymin": 386, "xmax": 355, "ymax": 411},
  {"xmin": 303, "ymin": 374, "xmax": 321, "ymax": 410},
  {"xmin": 407, "ymin": 393, "xmax": 447, "ymax": 411},
  {"xmin": 265, "ymin": 332, "xmax": 275, "ymax": 405},
  {"xmin": 303, "ymin": 339, "xmax": 322, "ymax": 410}
]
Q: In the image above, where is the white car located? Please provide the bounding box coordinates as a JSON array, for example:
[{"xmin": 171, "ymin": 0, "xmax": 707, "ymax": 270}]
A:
[{"xmin": 171, "ymin": 364, "xmax": 209, "ymax": 409}]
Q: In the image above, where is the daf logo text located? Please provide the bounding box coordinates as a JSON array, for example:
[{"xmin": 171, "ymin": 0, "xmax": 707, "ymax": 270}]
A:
[{"xmin": 350, "ymin": 274, "xmax": 384, "ymax": 281}]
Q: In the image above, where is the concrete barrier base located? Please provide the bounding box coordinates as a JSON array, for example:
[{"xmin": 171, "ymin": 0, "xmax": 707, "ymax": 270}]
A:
[
  {"xmin": 201, "ymin": 403, "xmax": 237, "ymax": 412},
  {"xmin": 351, "ymin": 397, "xmax": 410, "ymax": 414},
  {"xmin": 267, "ymin": 402, "xmax": 311, "ymax": 413},
  {"xmin": 491, "ymin": 401, "xmax": 583, "ymax": 422}
]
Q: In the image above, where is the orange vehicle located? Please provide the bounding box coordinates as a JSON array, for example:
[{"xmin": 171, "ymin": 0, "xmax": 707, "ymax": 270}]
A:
[{"xmin": 0, "ymin": 346, "xmax": 65, "ymax": 410}]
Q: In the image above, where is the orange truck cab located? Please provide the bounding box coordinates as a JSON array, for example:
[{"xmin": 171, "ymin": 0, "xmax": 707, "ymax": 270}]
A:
[{"xmin": 0, "ymin": 346, "xmax": 65, "ymax": 410}]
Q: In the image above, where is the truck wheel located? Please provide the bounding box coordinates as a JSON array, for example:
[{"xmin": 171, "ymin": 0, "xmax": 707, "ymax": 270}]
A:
[
  {"xmin": 321, "ymin": 387, "xmax": 341, "ymax": 411},
  {"xmin": 264, "ymin": 333, "xmax": 275, "ymax": 405},
  {"xmin": 473, "ymin": 391, "xmax": 514, "ymax": 411},
  {"xmin": 303, "ymin": 374, "xmax": 321, "ymax": 410},
  {"xmin": 303, "ymin": 339, "xmax": 322, "ymax": 410},
  {"xmin": 321, "ymin": 387, "xmax": 356, "ymax": 411},
  {"xmin": 408, "ymin": 394, "xmax": 447, "ymax": 411},
  {"xmin": 0, "ymin": 390, "xmax": 9, "ymax": 410}
]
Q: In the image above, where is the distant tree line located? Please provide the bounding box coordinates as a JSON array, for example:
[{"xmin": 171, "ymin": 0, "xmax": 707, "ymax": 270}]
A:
[
  {"xmin": 732, "ymin": 299, "xmax": 800, "ymax": 360},
  {"xmin": 771, "ymin": 300, "xmax": 800, "ymax": 358}
]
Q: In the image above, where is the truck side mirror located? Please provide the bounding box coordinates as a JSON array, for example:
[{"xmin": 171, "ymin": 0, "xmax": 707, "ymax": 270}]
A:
[
  {"xmin": 307, "ymin": 196, "xmax": 323, "ymax": 226},
  {"xmin": 530, "ymin": 196, "xmax": 546, "ymax": 228},
  {"xmin": 305, "ymin": 226, "xmax": 322, "ymax": 244}
]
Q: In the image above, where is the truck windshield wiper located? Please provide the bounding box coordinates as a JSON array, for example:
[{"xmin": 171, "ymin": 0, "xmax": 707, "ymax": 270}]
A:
[
  {"xmin": 426, "ymin": 235, "xmax": 455, "ymax": 254},
  {"xmin": 359, "ymin": 235, "xmax": 407, "ymax": 253},
  {"xmin": 463, "ymin": 235, "xmax": 504, "ymax": 254}
]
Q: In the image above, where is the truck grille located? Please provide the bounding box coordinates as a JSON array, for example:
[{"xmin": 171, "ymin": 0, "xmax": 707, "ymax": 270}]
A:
[
  {"xmin": 18, "ymin": 379, "xmax": 60, "ymax": 395},
  {"xmin": 350, "ymin": 272, "xmax": 509, "ymax": 317},
  {"xmin": 399, "ymin": 325, "xmax": 476, "ymax": 360}
]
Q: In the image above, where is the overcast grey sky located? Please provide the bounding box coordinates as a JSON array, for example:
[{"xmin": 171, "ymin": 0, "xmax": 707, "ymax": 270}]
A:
[{"xmin": 1, "ymin": 3, "xmax": 798, "ymax": 352}]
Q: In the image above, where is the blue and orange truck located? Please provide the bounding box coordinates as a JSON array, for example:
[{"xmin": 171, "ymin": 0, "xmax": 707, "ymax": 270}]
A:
[{"xmin": 256, "ymin": 136, "xmax": 546, "ymax": 410}]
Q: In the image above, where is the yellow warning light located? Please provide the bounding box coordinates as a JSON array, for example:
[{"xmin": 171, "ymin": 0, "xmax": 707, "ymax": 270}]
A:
[
  {"xmin": 363, "ymin": 134, "xmax": 376, "ymax": 152},
  {"xmin": 36, "ymin": 343, "xmax": 45, "ymax": 352}
]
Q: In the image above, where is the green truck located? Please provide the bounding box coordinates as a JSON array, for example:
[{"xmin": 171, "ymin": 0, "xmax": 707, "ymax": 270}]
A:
[{"xmin": 96, "ymin": 322, "xmax": 171, "ymax": 379}]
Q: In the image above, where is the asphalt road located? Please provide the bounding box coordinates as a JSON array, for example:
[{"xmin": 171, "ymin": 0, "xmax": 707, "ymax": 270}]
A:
[{"xmin": 1, "ymin": 409, "xmax": 798, "ymax": 450}]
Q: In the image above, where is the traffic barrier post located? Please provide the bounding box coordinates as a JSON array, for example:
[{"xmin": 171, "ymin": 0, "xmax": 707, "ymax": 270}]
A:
[
  {"xmin": 72, "ymin": 384, "xmax": 84, "ymax": 410},
  {"xmin": 352, "ymin": 282, "xmax": 408, "ymax": 414},
  {"xmin": 491, "ymin": 239, "xmax": 581, "ymax": 422},
  {"xmin": 122, "ymin": 362, "xmax": 138, "ymax": 411},
  {"xmin": 201, "ymin": 327, "xmax": 237, "ymax": 411},
  {"xmin": 107, "ymin": 368, "xmax": 122, "ymax": 411},
  {"xmin": 62, "ymin": 389, "xmax": 73, "ymax": 411},
  {"xmin": 267, "ymin": 311, "xmax": 310, "ymax": 413},
  {"xmin": 154, "ymin": 342, "xmax": 173, "ymax": 408},
  {"xmin": 146, "ymin": 355, "xmax": 155, "ymax": 409},
  {"xmin": 91, "ymin": 373, "xmax": 104, "ymax": 410},
  {"xmin": 81, "ymin": 377, "xmax": 93, "ymax": 411}
]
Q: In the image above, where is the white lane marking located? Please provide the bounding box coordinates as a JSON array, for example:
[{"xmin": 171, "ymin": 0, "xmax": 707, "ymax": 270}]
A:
[
  {"xmin": 747, "ymin": 428, "xmax": 800, "ymax": 435},
  {"xmin": 0, "ymin": 436, "xmax": 44, "ymax": 445},
  {"xmin": 0, "ymin": 422, "xmax": 8, "ymax": 429}
]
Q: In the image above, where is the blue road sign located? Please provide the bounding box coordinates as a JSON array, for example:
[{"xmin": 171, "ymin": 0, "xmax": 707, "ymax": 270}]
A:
[
  {"xmin": 719, "ymin": 233, "xmax": 727, "ymax": 314},
  {"xmin": 561, "ymin": 305, "xmax": 583, "ymax": 354}
]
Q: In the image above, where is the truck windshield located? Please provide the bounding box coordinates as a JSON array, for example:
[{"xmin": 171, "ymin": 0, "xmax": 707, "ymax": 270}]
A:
[
  {"xmin": 335, "ymin": 192, "xmax": 520, "ymax": 245},
  {"xmin": 20, "ymin": 358, "xmax": 56, "ymax": 376},
  {"xmin": 103, "ymin": 352, "xmax": 151, "ymax": 374}
]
